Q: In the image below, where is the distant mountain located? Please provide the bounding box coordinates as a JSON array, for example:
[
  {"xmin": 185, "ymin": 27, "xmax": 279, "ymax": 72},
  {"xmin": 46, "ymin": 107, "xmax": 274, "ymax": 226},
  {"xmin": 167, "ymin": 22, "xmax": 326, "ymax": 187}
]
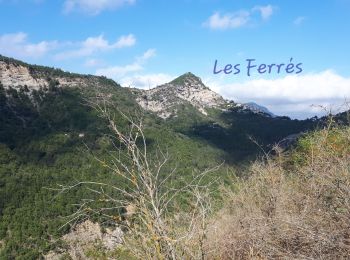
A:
[{"xmin": 240, "ymin": 102, "xmax": 276, "ymax": 117}]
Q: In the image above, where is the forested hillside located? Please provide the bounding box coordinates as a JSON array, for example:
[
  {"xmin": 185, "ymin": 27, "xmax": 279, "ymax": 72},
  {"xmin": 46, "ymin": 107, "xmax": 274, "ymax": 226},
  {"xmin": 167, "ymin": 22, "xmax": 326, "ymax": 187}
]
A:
[{"xmin": 0, "ymin": 56, "xmax": 319, "ymax": 258}]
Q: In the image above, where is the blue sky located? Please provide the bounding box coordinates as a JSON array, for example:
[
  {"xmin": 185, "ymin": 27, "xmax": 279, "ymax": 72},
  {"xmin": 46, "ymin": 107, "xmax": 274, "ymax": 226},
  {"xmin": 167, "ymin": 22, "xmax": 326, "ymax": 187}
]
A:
[{"xmin": 1, "ymin": 0, "xmax": 350, "ymax": 118}]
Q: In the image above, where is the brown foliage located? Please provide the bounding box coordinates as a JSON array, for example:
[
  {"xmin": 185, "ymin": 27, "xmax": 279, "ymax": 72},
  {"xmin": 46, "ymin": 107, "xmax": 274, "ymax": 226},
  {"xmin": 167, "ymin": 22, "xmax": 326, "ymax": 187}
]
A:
[{"xmin": 207, "ymin": 125, "xmax": 350, "ymax": 259}]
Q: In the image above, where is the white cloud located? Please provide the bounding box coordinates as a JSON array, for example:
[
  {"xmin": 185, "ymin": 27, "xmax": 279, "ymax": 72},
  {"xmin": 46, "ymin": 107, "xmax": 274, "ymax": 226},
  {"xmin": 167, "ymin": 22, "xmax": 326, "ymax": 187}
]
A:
[
  {"xmin": 63, "ymin": 0, "xmax": 135, "ymax": 15},
  {"xmin": 253, "ymin": 5, "xmax": 274, "ymax": 20},
  {"xmin": 137, "ymin": 48, "xmax": 156, "ymax": 62},
  {"xmin": 55, "ymin": 34, "xmax": 135, "ymax": 60},
  {"xmin": 204, "ymin": 5, "xmax": 275, "ymax": 30},
  {"xmin": 96, "ymin": 63, "xmax": 142, "ymax": 78},
  {"xmin": 119, "ymin": 73, "xmax": 174, "ymax": 89},
  {"xmin": 95, "ymin": 48, "xmax": 156, "ymax": 80},
  {"xmin": 206, "ymin": 70, "xmax": 350, "ymax": 119},
  {"xmin": 0, "ymin": 32, "xmax": 57, "ymax": 59},
  {"xmin": 294, "ymin": 16, "xmax": 306, "ymax": 26},
  {"xmin": 114, "ymin": 34, "xmax": 136, "ymax": 48},
  {"xmin": 204, "ymin": 11, "xmax": 250, "ymax": 30}
]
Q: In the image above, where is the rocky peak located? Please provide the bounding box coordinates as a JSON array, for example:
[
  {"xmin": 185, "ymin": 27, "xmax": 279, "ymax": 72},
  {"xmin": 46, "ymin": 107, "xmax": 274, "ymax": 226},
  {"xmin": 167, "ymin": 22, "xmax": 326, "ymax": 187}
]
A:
[
  {"xmin": 134, "ymin": 73, "xmax": 227, "ymax": 119},
  {"xmin": 170, "ymin": 72, "xmax": 206, "ymax": 87}
]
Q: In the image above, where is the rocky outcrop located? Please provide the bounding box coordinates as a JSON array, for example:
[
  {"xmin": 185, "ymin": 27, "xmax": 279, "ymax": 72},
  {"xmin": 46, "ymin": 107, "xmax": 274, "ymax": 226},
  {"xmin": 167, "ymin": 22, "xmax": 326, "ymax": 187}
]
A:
[
  {"xmin": 0, "ymin": 61, "xmax": 47, "ymax": 89},
  {"xmin": 134, "ymin": 72, "xmax": 227, "ymax": 118},
  {"xmin": 0, "ymin": 59, "xmax": 106, "ymax": 91},
  {"xmin": 44, "ymin": 220, "xmax": 123, "ymax": 259}
]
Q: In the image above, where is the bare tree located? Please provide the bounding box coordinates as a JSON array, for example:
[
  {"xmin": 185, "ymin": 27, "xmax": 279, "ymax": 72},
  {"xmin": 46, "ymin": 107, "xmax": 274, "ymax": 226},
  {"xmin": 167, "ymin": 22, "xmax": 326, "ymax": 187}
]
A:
[{"xmin": 51, "ymin": 99, "xmax": 220, "ymax": 259}]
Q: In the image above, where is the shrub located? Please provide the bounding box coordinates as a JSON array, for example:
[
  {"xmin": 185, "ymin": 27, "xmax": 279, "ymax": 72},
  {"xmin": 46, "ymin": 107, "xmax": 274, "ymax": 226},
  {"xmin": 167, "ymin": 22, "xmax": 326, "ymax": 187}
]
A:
[{"xmin": 208, "ymin": 124, "xmax": 350, "ymax": 259}]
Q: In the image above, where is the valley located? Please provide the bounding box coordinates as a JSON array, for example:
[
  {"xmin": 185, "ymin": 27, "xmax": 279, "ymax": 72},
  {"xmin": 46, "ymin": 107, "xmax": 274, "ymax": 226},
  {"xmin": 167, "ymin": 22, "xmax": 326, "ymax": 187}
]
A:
[{"xmin": 0, "ymin": 55, "xmax": 333, "ymax": 259}]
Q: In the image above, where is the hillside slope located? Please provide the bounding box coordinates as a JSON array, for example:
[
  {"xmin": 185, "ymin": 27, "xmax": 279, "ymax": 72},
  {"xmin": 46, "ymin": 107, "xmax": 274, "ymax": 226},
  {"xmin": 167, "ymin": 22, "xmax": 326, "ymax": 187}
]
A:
[
  {"xmin": 209, "ymin": 123, "xmax": 350, "ymax": 259},
  {"xmin": 0, "ymin": 55, "xmax": 318, "ymax": 258}
]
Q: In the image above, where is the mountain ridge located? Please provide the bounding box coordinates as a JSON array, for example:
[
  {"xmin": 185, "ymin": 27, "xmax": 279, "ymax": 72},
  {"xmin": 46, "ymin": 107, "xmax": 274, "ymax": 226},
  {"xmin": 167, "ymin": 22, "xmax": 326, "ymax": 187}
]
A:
[
  {"xmin": 0, "ymin": 54, "xmax": 276, "ymax": 120},
  {"xmin": 0, "ymin": 55, "xmax": 119, "ymax": 91},
  {"xmin": 132, "ymin": 72, "xmax": 278, "ymax": 119}
]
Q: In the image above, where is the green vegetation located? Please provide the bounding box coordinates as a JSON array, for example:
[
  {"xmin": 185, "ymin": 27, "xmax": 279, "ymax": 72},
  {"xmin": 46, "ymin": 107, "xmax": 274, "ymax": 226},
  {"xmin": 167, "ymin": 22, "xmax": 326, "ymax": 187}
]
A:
[
  {"xmin": 208, "ymin": 122, "xmax": 350, "ymax": 259},
  {"xmin": 0, "ymin": 55, "xmax": 92, "ymax": 79},
  {"xmin": 169, "ymin": 72, "xmax": 204, "ymax": 86},
  {"xmin": 0, "ymin": 57, "xmax": 333, "ymax": 259},
  {"xmin": 0, "ymin": 76, "xmax": 227, "ymax": 258},
  {"xmin": 165, "ymin": 105, "xmax": 316, "ymax": 163}
]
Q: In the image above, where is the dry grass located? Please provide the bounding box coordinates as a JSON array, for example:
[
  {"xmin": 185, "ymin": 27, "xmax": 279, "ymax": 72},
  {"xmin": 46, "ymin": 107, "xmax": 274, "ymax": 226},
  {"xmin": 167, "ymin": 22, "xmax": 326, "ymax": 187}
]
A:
[{"xmin": 207, "ymin": 125, "xmax": 350, "ymax": 259}]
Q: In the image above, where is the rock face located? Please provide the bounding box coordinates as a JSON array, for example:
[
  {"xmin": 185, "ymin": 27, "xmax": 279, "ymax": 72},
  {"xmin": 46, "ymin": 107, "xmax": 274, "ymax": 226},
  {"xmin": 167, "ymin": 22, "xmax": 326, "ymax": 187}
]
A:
[
  {"xmin": 133, "ymin": 72, "xmax": 276, "ymax": 119},
  {"xmin": 0, "ymin": 61, "xmax": 47, "ymax": 90},
  {"xmin": 45, "ymin": 220, "xmax": 123, "ymax": 260},
  {"xmin": 134, "ymin": 72, "xmax": 227, "ymax": 118},
  {"xmin": 0, "ymin": 57, "xmax": 107, "ymax": 91}
]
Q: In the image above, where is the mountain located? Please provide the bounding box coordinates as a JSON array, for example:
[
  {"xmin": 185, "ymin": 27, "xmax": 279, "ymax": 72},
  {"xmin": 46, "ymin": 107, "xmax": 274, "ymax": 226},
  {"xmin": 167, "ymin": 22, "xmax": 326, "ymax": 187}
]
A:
[
  {"xmin": 129, "ymin": 71, "xmax": 316, "ymax": 161},
  {"xmin": 0, "ymin": 55, "xmax": 318, "ymax": 258},
  {"xmin": 132, "ymin": 72, "xmax": 276, "ymax": 120},
  {"xmin": 239, "ymin": 102, "xmax": 276, "ymax": 117},
  {"xmin": 132, "ymin": 72, "xmax": 227, "ymax": 119}
]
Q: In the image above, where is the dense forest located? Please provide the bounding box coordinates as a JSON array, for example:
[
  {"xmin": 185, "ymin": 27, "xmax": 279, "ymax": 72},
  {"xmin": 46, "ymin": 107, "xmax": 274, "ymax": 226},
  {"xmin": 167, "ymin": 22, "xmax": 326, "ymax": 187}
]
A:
[{"xmin": 0, "ymin": 56, "xmax": 327, "ymax": 258}]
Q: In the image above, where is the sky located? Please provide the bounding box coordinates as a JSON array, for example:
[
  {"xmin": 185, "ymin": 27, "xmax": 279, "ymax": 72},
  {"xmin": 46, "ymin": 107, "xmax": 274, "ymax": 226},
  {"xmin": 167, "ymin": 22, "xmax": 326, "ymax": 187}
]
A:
[{"xmin": 0, "ymin": 0, "xmax": 350, "ymax": 119}]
